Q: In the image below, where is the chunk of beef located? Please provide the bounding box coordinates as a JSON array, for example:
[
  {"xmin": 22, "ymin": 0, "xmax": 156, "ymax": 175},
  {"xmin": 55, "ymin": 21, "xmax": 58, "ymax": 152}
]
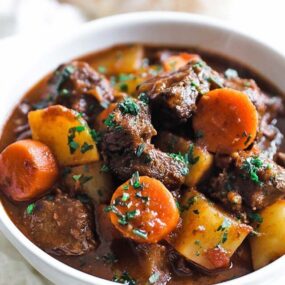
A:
[
  {"xmin": 134, "ymin": 244, "xmax": 170, "ymax": 284},
  {"xmin": 137, "ymin": 60, "xmax": 224, "ymax": 127},
  {"xmin": 101, "ymin": 99, "xmax": 186, "ymax": 189},
  {"xmin": 47, "ymin": 61, "xmax": 114, "ymax": 123},
  {"xmin": 23, "ymin": 191, "xmax": 96, "ymax": 255},
  {"xmin": 210, "ymin": 150, "xmax": 285, "ymax": 216}
]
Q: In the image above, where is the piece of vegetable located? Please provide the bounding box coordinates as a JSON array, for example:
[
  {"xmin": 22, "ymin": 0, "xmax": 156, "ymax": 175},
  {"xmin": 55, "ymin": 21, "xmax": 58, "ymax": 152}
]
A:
[
  {"xmin": 28, "ymin": 105, "xmax": 99, "ymax": 166},
  {"xmin": 169, "ymin": 189, "xmax": 251, "ymax": 270},
  {"xmin": 184, "ymin": 145, "xmax": 214, "ymax": 187},
  {"xmin": 250, "ymin": 200, "xmax": 285, "ymax": 269},
  {"xmin": 107, "ymin": 175, "xmax": 179, "ymax": 243},
  {"xmin": 63, "ymin": 161, "xmax": 114, "ymax": 204},
  {"xmin": 0, "ymin": 140, "xmax": 58, "ymax": 201},
  {"xmin": 163, "ymin": 53, "xmax": 200, "ymax": 71},
  {"xmin": 91, "ymin": 45, "xmax": 144, "ymax": 74},
  {"xmin": 155, "ymin": 133, "xmax": 213, "ymax": 186},
  {"xmin": 193, "ymin": 88, "xmax": 258, "ymax": 154}
]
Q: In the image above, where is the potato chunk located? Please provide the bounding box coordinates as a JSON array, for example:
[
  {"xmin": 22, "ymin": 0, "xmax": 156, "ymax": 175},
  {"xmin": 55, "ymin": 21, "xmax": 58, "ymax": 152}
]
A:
[
  {"xmin": 91, "ymin": 44, "xmax": 143, "ymax": 74},
  {"xmin": 169, "ymin": 189, "xmax": 251, "ymax": 270},
  {"xmin": 63, "ymin": 161, "xmax": 114, "ymax": 204},
  {"xmin": 28, "ymin": 105, "xmax": 99, "ymax": 166},
  {"xmin": 185, "ymin": 145, "xmax": 213, "ymax": 187},
  {"xmin": 250, "ymin": 200, "xmax": 285, "ymax": 269}
]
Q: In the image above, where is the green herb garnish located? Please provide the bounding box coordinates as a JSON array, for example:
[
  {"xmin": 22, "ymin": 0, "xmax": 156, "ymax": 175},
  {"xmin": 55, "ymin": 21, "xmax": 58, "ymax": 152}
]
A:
[
  {"xmin": 130, "ymin": 171, "xmax": 141, "ymax": 189},
  {"xmin": 136, "ymin": 143, "xmax": 145, "ymax": 157},
  {"xmin": 132, "ymin": 229, "xmax": 148, "ymax": 239},
  {"xmin": 241, "ymin": 156, "xmax": 263, "ymax": 185},
  {"xmin": 80, "ymin": 142, "xmax": 94, "ymax": 153},
  {"xmin": 26, "ymin": 203, "xmax": 35, "ymax": 215},
  {"xmin": 119, "ymin": 97, "xmax": 140, "ymax": 116},
  {"xmin": 113, "ymin": 271, "xmax": 136, "ymax": 285}
]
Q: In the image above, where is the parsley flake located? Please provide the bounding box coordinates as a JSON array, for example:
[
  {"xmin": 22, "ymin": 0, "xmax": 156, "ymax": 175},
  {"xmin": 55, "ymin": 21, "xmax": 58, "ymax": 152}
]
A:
[{"xmin": 119, "ymin": 97, "xmax": 140, "ymax": 116}]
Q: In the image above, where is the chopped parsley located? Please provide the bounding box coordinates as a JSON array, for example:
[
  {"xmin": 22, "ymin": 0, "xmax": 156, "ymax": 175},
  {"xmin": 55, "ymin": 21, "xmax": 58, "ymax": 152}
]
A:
[
  {"xmin": 104, "ymin": 113, "xmax": 120, "ymax": 129},
  {"xmin": 149, "ymin": 272, "xmax": 160, "ymax": 284},
  {"xmin": 216, "ymin": 218, "xmax": 231, "ymax": 245},
  {"xmin": 72, "ymin": 174, "xmax": 93, "ymax": 185},
  {"xmin": 180, "ymin": 196, "xmax": 198, "ymax": 212},
  {"xmin": 248, "ymin": 212, "xmax": 263, "ymax": 224},
  {"xmin": 98, "ymin": 66, "xmax": 107, "ymax": 73},
  {"xmin": 121, "ymin": 192, "xmax": 130, "ymax": 202},
  {"xmin": 221, "ymin": 231, "xmax": 228, "ymax": 244},
  {"xmin": 216, "ymin": 218, "xmax": 231, "ymax": 232},
  {"xmin": 26, "ymin": 203, "xmax": 35, "ymax": 215},
  {"xmin": 68, "ymin": 126, "xmax": 85, "ymax": 154},
  {"xmin": 90, "ymin": 129, "xmax": 102, "ymax": 143},
  {"xmin": 132, "ymin": 228, "xmax": 148, "ymax": 239},
  {"xmin": 80, "ymin": 142, "xmax": 93, "ymax": 153},
  {"xmin": 138, "ymin": 92, "xmax": 149, "ymax": 104},
  {"xmin": 135, "ymin": 191, "xmax": 149, "ymax": 203},
  {"xmin": 119, "ymin": 83, "xmax": 129, "ymax": 92},
  {"xmin": 130, "ymin": 171, "xmax": 141, "ymax": 189},
  {"xmin": 100, "ymin": 164, "xmax": 109, "ymax": 173},
  {"xmin": 119, "ymin": 97, "xmax": 140, "ymax": 116},
  {"xmin": 241, "ymin": 156, "xmax": 263, "ymax": 185},
  {"xmin": 186, "ymin": 144, "xmax": 200, "ymax": 166},
  {"xmin": 113, "ymin": 271, "xmax": 136, "ymax": 285},
  {"xmin": 136, "ymin": 143, "xmax": 145, "ymax": 157}
]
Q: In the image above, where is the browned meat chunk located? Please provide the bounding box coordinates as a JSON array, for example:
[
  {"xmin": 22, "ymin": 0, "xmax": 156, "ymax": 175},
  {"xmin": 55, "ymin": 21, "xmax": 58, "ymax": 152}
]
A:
[
  {"xmin": 46, "ymin": 61, "xmax": 114, "ymax": 123},
  {"xmin": 101, "ymin": 98, "xmax": 186, "ymax": 189},
  {"xmin": 137, "ymin": 60, "xmax": 224, "ymax": 126},
  {"xmin": 210, "ymin": 149, "xmax": 285, "ymax": 216},
  {"xmin": 23, "ymin": 191, "xmax": 96, "ymax": 255}
]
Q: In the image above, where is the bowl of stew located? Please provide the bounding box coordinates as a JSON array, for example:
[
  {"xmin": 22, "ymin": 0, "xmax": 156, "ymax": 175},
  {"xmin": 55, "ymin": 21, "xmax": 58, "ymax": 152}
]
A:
[{"xmin": 0, "ymin": 11, "xmax": 285, "ymax": 285}]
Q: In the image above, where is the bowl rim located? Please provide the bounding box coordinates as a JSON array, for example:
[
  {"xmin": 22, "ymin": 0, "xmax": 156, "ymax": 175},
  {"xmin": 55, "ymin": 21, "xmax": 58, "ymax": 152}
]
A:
[{"xmin": 0, "ymin": 11, "xmax": 284, "ymax": 285}]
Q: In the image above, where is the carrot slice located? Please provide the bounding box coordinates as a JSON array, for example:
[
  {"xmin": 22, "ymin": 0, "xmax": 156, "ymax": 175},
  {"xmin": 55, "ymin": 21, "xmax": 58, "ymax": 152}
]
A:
[
  {"xmin": 193, "ymin": 88, "xmax": 258, "ymax": 154},
  {"xmin": 0, "ymin": 140, "xmax": 59, "ymax": 201},
  {"xmin": 107, "ymin": 174, "xmax": 179, "ymax": 243},
  {"xmin": 163, "ymin": 53, "xmax": 200, "ymax": 72}
]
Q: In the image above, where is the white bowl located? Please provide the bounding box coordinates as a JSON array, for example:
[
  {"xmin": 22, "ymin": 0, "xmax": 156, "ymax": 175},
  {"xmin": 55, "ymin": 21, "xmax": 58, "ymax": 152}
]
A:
[{"xmin": 0, "ymin": 11, "xmax": 284, "ymax": 285}]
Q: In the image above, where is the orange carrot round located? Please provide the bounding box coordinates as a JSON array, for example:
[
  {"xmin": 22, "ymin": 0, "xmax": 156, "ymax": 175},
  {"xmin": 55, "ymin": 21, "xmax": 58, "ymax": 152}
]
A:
[
  {"xmin": 163, "ymin": 53, "xmax": 201, "ymax": 71},
  {"xmin": 107, "ymin": 174, "xmax": 179, "ymax": 243},
  {"xmin": 0, "ymin": 140, "xmax": 59, "ymax": 201},
  {"xmin": 193, "ymin": 88, "xmax": 258, "ymax": 154}
]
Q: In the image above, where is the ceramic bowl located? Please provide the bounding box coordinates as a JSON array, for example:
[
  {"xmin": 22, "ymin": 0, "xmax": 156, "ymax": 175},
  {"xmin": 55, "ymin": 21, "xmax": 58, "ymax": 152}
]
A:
[{"xmin": 0, "ymin": 11, "xmax": 284, "ymax": 285}]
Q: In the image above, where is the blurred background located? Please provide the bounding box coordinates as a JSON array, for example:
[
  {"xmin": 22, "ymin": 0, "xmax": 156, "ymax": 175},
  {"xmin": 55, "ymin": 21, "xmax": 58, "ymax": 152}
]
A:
[
  {"xmin": 0, "ymin": 0, "xmax": 285, "ymax": 51},
  {"xmin": 0, "ymin": 0, "xmax": 284, "ymax": 284}
]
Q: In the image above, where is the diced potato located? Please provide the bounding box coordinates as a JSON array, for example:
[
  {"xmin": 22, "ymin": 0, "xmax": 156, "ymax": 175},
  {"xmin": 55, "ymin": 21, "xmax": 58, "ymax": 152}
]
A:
[
  {"xmin": 250, "ymin": 200, "xmax": 285, "ymax": 270},
  {"xmin": 92, "ymin": 45, "xmax": 144, "ymax": 74},
  {"xmin": 156, "ymin": 132, "xmax": 213, "ymax": 186},
  {"xmin": 63, "ymin": 161, "xmax": 114, "ymax": 204},
  {"xmin": 113, "ymin": 65, "xmax": 163, "ymax": 95},
  {"xmin": 185, "ymin": 146, "xmax": 213, "ymax": 187},
  {"xmin": 169, "ymin": 189, "xmax": 251, "ymax": 270},
  {"xmin": 28, "ymin": 105, "xmax": 99, "ymax": 166}
]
